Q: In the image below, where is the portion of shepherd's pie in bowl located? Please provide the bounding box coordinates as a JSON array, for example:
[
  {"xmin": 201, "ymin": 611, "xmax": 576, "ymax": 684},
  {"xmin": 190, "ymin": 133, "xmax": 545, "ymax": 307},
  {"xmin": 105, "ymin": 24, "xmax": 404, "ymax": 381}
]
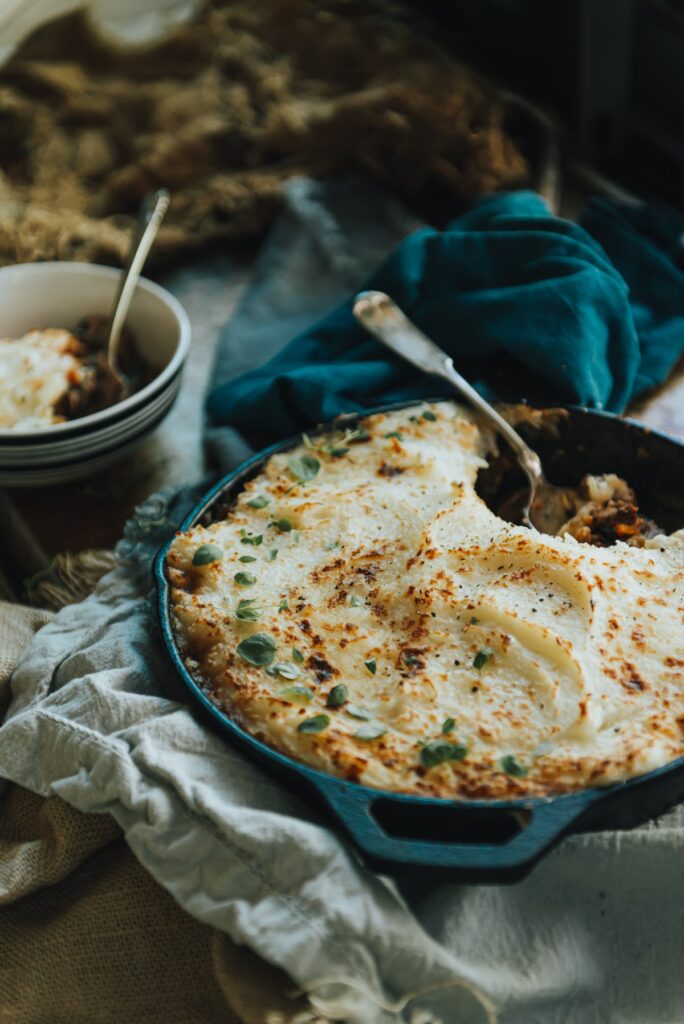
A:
[{"xmin": 0, "ymin": 328, "xmax": 86, "ymax": 430}]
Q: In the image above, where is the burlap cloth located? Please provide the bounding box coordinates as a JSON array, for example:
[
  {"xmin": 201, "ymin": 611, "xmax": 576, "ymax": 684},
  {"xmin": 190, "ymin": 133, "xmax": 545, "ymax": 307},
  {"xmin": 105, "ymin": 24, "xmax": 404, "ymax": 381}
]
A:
[
  {"xmin": 0, "ymin": 0, "xmax": 526, "ymax": 268},
  {"xmin": 0, "ymin": 601, "xmax": 312, "ymax": 1024}
]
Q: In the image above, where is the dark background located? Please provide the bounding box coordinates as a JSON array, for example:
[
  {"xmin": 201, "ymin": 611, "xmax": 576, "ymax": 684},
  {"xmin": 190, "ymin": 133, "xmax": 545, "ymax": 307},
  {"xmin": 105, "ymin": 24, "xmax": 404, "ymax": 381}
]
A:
[{"xmin": 420, "ymin": 0, "xmax": 684, "ymax": 208}]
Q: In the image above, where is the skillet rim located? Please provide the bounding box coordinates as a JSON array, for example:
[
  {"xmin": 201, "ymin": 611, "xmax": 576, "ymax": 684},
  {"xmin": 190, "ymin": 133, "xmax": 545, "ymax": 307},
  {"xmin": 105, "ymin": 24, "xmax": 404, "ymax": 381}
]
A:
[{"xmin": 153, "ymin": 398, "xmax": 684, "ymax": 872}]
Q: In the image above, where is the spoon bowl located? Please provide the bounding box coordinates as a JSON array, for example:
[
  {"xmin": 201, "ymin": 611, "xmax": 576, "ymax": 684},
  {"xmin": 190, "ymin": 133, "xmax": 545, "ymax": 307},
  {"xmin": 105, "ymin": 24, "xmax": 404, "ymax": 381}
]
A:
[{"xmin": 352, "ymin": 289, "xmax": 565, "ymax": 530}]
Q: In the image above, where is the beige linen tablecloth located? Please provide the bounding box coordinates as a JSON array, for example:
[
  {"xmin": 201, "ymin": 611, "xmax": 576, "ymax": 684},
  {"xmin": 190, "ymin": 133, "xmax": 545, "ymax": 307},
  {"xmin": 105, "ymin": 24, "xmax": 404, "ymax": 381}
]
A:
[{"xmin": 0, "ymin": 600, "xmax": 311, "ymax": 1024}]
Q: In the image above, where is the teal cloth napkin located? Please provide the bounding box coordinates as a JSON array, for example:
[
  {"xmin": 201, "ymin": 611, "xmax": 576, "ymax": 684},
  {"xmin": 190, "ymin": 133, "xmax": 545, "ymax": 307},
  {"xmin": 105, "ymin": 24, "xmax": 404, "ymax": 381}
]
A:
[{"xmin": 207, "ymin": 190, "xmax": 684, "ymax": 443}]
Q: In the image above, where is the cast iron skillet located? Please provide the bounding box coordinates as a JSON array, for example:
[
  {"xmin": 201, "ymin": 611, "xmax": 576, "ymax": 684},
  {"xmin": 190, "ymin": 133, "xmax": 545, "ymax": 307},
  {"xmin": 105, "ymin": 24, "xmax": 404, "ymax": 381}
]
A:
[{"xmin": 154, "ymin": 399, "xmax": 684, "ymax": 883}]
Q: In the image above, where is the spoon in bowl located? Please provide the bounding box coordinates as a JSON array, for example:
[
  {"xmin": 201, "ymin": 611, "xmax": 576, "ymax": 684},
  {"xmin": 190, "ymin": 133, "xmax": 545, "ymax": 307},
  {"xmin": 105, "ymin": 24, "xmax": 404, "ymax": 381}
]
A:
[
  {"xmin": 105, "ymin": 188, "xmax": 170, "ymax": 396},
  {"xmin": 352, "ymin": 289, "xmax": 569, "ymax": 531}
]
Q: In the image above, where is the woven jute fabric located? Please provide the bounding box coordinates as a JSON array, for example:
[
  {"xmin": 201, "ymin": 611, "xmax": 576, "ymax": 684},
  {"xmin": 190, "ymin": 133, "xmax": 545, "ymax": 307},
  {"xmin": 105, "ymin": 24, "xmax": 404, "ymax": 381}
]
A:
[
  {"xmin": 0, "ymin": 0, "xmax": 526, "ymax": 269},
  {"xmin": 0, "ymin": 600, "xmax": 311, "ymax": 1024},
  {"xmin": 0, "ymin": 601, "xmax": 51, "ymax": 721}
]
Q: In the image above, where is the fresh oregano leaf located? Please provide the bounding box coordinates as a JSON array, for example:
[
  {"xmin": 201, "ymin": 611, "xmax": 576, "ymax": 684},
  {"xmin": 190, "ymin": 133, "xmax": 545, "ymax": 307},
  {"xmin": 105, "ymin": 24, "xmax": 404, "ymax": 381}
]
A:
[
  {"xmin": 270, "ymin": 662, "xmax": 300, "ymax": 680},
  {"xmin": 473, "ymin": 650, "xmax": 490, "ymax": 670},
  {"xmin": 355, "ymin": 723, "xmax": 386, "ymax": 741},
  {"xmin": 288, "ymin": 454, "xmax": 320, "ymax": 483},
  {"xmin": 236, "ymin": 633, "xmax": 276, "ymax": 666},
  {"xmin": 420, "ymin": 741, "xmax": 467, "ymax": 769},
  {"xmin": 500, "ymin": 755, "xmax": 528, "ymax": 777},
  {"xmin": 235, "ymin": 599, "xmax": 260, "ymax": 621},
  {"xmin": 298, "ymin": 714, "xmax": 329, "ymax": 734},
  {"xmin": 192, "ymin": 543, "xmax": 223, "ymax": 566},
  {"xmin": 344, "ymin": 426, "xmax": 370, "ymax": 443},
  {"xmin": 240, "ymin": 533, "xmax": 263, "ymax": 546},
  {"xmin": 326, "ymin": 683, "xmax": 348, "ymax": 708},
  {"xmin": 280, "ymin": 685, "xmax": 313, "ymax": 704}
]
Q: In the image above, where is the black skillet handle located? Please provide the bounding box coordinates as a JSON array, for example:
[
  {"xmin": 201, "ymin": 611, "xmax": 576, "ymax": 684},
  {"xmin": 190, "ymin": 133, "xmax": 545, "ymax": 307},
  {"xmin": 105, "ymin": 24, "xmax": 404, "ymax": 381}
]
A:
[{"xmin": 308, "ymin": 774, "xmax": 595, "ymax": 876}]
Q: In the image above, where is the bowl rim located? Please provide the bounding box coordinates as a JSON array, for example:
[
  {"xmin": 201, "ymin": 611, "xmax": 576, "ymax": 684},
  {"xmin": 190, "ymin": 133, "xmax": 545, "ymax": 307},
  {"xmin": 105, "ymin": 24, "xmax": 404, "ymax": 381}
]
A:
[{"xmin": 0, "ymin": 261, "xmax": 191, "ymax": 442}]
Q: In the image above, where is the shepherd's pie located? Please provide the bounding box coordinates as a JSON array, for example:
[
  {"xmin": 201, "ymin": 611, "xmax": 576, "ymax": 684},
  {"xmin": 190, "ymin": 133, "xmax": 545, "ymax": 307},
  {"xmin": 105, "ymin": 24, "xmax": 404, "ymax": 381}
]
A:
[{"xmin": 167, "ymin": 402, "xmax": 684, "ymax": 799}]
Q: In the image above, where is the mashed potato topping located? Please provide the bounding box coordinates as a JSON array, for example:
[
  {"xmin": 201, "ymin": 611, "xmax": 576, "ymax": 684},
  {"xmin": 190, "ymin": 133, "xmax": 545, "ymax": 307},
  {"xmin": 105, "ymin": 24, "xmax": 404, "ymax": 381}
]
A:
[
  {"xmin": 167, "ymin": 402, "xmax": 684, "ymax": 799},
  {"xmin": 0, "ymin": 329, "xmax": 86, "ymax": 429}
]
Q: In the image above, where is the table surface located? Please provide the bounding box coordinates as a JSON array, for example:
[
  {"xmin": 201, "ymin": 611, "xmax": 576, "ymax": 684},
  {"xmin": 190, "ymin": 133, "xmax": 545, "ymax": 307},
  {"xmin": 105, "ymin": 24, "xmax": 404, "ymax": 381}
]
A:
[{"xmin": 2, "ymin": 244, "xmax": 684, "ymax": 602}]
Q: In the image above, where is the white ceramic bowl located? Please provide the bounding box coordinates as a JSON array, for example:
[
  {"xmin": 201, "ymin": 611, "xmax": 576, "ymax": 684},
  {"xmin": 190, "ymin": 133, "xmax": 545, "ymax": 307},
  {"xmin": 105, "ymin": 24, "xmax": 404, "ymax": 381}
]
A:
[{"xmin": 0, "ymin": 262, "xmax": 191, "ymax": 486}]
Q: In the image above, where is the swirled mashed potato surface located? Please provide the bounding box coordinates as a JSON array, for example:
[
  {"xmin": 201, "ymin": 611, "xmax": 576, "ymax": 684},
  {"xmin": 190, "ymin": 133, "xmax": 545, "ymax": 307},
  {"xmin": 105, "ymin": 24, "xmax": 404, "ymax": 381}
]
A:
[{"xmin": 167, "ymin": 402, "xmax": 684, "ymax": 799}]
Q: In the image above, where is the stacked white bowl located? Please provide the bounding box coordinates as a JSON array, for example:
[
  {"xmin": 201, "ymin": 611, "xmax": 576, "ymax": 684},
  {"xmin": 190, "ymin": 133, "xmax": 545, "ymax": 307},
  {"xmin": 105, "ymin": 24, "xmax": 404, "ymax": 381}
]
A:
[{"xmin": 0, "ymin": 262, "xmax": 191, "ymax": 486}]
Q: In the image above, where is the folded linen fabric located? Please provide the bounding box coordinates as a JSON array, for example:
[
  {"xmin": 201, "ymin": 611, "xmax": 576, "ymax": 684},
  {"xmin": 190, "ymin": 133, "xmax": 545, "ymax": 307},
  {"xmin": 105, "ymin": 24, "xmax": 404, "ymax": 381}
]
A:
[
  {"xmin": 0, "ymin": 601, "xmax": 314, "ymax": 1024},
  {"xmin": 207, "ymin": 190, "xmax": 684, "ymax": 445},
  {"xmin": 3, "ymin": 178, "xmax": 684, "ymax": 1024}
]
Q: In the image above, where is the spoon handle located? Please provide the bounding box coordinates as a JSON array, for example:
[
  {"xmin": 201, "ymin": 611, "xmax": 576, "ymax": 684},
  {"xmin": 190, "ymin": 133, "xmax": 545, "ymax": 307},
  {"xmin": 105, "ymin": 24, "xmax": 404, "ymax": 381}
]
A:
[
  {"xmin": 108, "ymin": 188, "xmax": 170, "ymax": 372},
  {"xmin": 352, "ymin": 290, "xmax": 543, "ymax": 486}
]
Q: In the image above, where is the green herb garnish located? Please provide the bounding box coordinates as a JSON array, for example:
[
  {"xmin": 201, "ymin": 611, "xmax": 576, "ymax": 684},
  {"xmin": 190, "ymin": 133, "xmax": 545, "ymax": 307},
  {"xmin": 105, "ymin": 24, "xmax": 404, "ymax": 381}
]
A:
[
  {"xmin": 347, "ymin": 704, "xmax": 371, "ymax": 720},
  {"xmin": 326, "ymin": 684, "xmax": 348, "ymax": 708},
  {"xmin": 236, "ymin": 632, "xmax": 276, "ymax": 666},
  {"xmin": 384, "ymin": 431, "xmax": 403, "ymax": 440},
  {"xmin": 422, "ymin": 410, "xmax": 437, "ymax": 421},
  {"xmin": 275, "ymin": 518, "xmax": 292, "ymax": 532},
  {"xmin": 292, "ymin": 647, "xmax": 304, "ymax": 663},
  {"xmin": 269, "ymin": 662, "xmax": 300, "ymax": 680},
  {"xmin": 327, "ymin": 446, "xmax": 349, "ymax": 458},
  {"xmin": 470, "ymin": 616, "xmax": 479, "ymax": 625},
  {"xmin": 473, "ymin": 650, "xmax": 490, "ymax": 670},
  {"xmin": 234, "ymin": 572, "xmax": 256, "ymax": 586},
  {"xmin": 240, "ymin": 532, "xmax": 263, "ymax": 546},
  {"xmin": 420, "ymin": 740, "xmax": 467, "ymax": 769},
  {"xmin": 500, "ymin": 755, "xmax": 528, "ymax": 777},
  {"xmin": 442, "ymin": 717, "xmax": 456, "ymax": 735},
  {"xmin": 404, "ymin": 654, "xmax": 419, "ymax": 667},
  {"xmin": 298, "ymin": 714, "xmax": 330, "ymax": 734},
  {"xmin": 281, "ymin": 685, "xmax": 313, "ymax": 704},
  {"xmin": 278, "ymin": 599, "xmax": 288, "ymax": 612},
  {"xmin": 247, "ymin": 495, "xmax": 271, "ymax": 509},
  {"xmin": 268, "ymin": 548, "xmax": 278, "ymax": 561},
  {"xmin": 365, "ymin": 659, "xmax": 377, "ymax": 675},
  {"xmin": 236, "ymin": 599, "xmax": 260, "ymax": 621},
  {"xmin": 288, "ymin": 454, "xmax": 320, "ymax": 484},
  {"xmin": 349, "ymin": 596, "xmax": 363, "ymax": 607},
  {"xmin": 192, "ymin": 543, "xmax": 223, "ymax": 566},
  {"xmin": 355, "ymin": 723, "xmax": 386, "ymax": 741},
  {"xmin": 239, "ymin": 555, "xmax": 257, "ymax": 563},
  {"xmin": 345, "ymin": 427, "xmax": 370, "ymax": 443}
]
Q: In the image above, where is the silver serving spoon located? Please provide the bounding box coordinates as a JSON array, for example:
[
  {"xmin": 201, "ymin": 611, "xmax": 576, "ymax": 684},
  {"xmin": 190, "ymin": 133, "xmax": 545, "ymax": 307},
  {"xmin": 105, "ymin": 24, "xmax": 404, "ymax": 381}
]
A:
[
  {"xmin": 106, "ymin": 188, "xmax": 170, "ymax": 393},
  {"xmin": 352, "ymin": 289, "xmax": 566, "ymax": 530}
]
